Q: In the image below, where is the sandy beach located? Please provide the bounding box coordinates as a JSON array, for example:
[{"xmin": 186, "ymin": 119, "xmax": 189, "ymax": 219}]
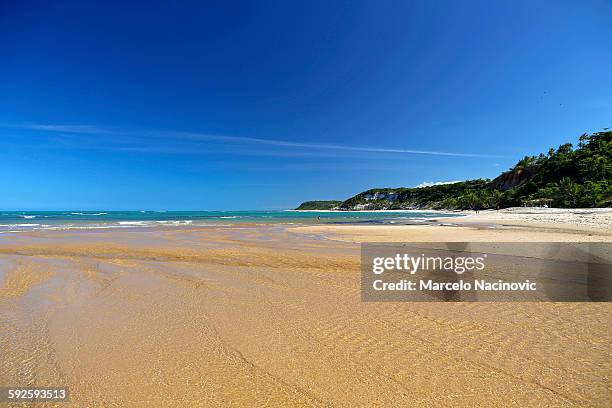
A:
[
  {"xmin": 0, "ymin": 210, "xmax": 611, "ymax": 406},
  {"xmin": 293, "ymin": 207, "xmax": 612, "ymax": 243}
]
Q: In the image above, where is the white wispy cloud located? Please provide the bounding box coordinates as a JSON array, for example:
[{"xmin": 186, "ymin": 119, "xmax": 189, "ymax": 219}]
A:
[
  {"xmin": 414, "ymin": 180, "xmax": 462, "ymax": 188},
  {"xmin": 2, "ymin": 123, "xmax": 499, "ymax": 158},
  {"xmin": 12, "ymin": 124, "xmax": 124, "ymax": 135},
  {"xmin": 167, "ymin": 131, "xmax": 492, "ymax": 157}
]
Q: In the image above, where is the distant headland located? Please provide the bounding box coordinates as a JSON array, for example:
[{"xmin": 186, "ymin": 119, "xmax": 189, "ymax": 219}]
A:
[{"xmin": 296, "ymin": 130, "xmax": 611, "ymax": 211}]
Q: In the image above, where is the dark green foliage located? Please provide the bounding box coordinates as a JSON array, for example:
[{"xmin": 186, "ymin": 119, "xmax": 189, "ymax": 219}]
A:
[
  {"xmin": 322, "ymin": 130, "xmax": 611, "ymax": 210},
  {"xmin": 295, "ymin": 200, "xmax": 343, "ymax": 210},
  {"xmin": 501, "ymin": 130, "xmax": 611, "ymax": 208},
  {"xmin": 338, "ymin": 179, "xmax": 492, "ymax": 210}
]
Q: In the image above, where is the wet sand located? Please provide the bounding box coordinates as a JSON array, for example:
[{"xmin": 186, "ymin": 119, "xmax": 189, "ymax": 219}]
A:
[{"xmin": 0, "ymin": 223, "xmax": 611, "ymax": 407}]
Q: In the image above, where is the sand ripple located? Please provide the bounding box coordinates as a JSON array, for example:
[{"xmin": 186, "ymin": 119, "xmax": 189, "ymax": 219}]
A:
[{"xmin": 0, "ymin": 226, "xmax": 610, "ymax": 406}]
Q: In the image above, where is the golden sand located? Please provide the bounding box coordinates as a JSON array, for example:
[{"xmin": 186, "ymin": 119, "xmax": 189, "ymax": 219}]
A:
[{"xmin": 0, "ymin": 221, "xmax": 610, "ymax": 407}]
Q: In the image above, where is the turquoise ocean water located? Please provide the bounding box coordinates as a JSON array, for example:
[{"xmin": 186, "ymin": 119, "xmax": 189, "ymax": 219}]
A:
[{"xmin": 0, "ymin": 210, "xmax": 459, "ymax": 233}]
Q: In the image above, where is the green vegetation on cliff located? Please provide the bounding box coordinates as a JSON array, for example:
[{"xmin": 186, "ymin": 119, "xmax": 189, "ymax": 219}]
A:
[
  {"xmin": 296, "ymin": 130, "xmax": 611, "ymax": 210},
  {"xmin": 490, "ymin": 130, "xmax": 611, "ymax": 209},
  {"xmin": 295, "ymin": 200, "xmax": 343, "ymax": 210},
  {"xmin": 339, "ymin": 179, "xmax": 492, "ymax": 210}
]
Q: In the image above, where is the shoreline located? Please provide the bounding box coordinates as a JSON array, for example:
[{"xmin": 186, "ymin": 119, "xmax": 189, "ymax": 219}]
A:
[
  {"xmin": 289, "ymin": 207, "xmax": 612, "ymax": 242},
  {"xmin": 2, "ymin": 207, "xmax": 610, "ymax": 236},
  {"xmin": 289, "ymin": 208, "xmax": 467, "ymax": 213}
]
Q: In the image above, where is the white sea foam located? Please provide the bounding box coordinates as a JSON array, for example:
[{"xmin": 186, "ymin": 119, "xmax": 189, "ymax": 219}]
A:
[
  {"xmin": 0, "ymin": 220, "xmax": 212, "ymax": 233},
  {"xmin": 118, "ymin": 221, "xmax": 149, "ymax": 226},
  {"xmin": 22, "ymin": 215, "xmax": 36, "ymax": 219}
]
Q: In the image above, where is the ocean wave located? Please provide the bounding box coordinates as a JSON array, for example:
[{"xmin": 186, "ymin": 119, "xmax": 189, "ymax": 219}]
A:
[
  {"xmin": 0, "ymin": 220, "xmax": 217, "ymax": 233},
  {"xmin": 70, "ymin": 212, "xmax": 108, "ymax": 216},
  {"xmin": 22, "ymin": 215, "xmax": 37, "ymax": 219},
  {"xmin": 118, "ymin": 220, "xmax": 193, "ymax": 226}
]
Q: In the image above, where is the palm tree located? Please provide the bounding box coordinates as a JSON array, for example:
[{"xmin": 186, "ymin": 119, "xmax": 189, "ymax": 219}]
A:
[
  {"xmin": 594, "ymin": 155, "xmax": 607, "ymax": 180},
  {"xmin": 560, "ymin": 177, "xmax": 580, "ymax": 207},
  {"xmin": 464, "ymin": 191, "xmax": 479, "ymax": 210},
  {"xmin": 491, "ymin": 189, "xmax": 504, "ymax": 210}
]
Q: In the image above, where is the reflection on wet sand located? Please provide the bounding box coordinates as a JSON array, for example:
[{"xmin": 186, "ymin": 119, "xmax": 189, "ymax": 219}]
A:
[{"xmin": 0, "ymin": 225, "xmax": 610, "ymax": 407}]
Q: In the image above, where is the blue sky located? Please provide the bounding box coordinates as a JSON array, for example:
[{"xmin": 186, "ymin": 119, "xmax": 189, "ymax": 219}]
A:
[{"xmin": 1, "ymin": 0, "xmax": 611, "ymax": 210}]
